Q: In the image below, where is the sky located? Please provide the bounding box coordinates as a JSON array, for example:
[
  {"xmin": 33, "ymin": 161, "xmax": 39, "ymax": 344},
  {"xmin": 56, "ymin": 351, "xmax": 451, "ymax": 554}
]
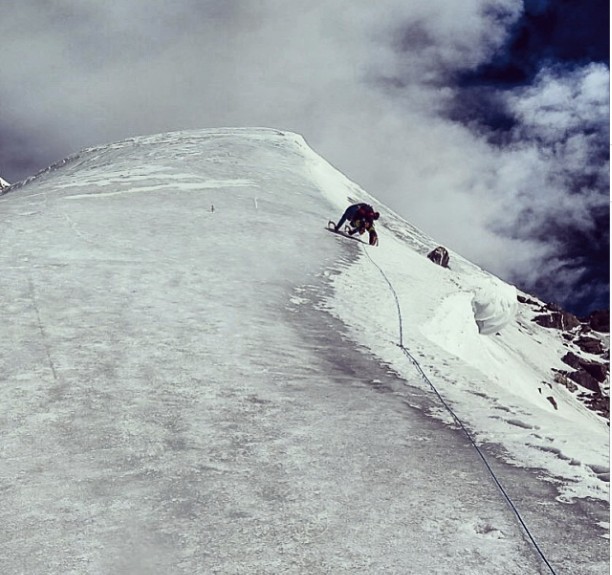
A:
[{"xmin": 0, "ymin": 0, "xmax": 609, "ymax": 316}]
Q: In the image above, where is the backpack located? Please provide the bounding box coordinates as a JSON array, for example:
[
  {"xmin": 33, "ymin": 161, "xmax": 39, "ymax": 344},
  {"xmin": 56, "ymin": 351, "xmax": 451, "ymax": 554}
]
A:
[{"xmin": 358, "ymin": 204, "xmax": 375, "ymax": 220}]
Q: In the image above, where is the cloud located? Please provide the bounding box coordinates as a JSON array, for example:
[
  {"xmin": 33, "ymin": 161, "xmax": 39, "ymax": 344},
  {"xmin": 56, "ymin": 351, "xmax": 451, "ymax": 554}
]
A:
[
  {"xmin": 486, "ymin": 64, "xmax": 610, "ymax": 306},
  {"xmin": 0, "ymin": 1, "xmax": 521, "ymax": 146},
  {"xmin": 0, "ymin": 0, "xmax": 607, "ymax": 313}
]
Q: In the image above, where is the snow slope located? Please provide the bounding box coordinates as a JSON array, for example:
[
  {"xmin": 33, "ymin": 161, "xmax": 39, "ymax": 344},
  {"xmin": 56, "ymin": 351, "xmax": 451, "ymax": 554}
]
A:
[
  {"xmin": 305, "ymin": 133, "xmax": 608, "ymax": 501},
  {"xmin": 0, "ymin": 128, "xmax": 608, "ymax": 574}
]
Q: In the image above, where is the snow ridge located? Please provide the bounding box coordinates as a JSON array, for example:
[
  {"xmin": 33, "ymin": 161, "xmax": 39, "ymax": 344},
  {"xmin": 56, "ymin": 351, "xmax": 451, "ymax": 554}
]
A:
[{"xmin": 0, "ymin": 128, "xmax": 608, "ymax": 574}]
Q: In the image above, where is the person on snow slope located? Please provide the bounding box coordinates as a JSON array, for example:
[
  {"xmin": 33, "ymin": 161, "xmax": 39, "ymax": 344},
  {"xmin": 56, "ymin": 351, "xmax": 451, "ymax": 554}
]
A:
[{"xmin": 334, "ymin": 202, "xmax": 379, "ymax": 246}]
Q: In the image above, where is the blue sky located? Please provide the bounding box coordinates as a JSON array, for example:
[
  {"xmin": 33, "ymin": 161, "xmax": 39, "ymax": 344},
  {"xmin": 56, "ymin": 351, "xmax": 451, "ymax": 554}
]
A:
[{"xmin": 0, "ymin": 0, "xmax": 608, "ymax": 316}]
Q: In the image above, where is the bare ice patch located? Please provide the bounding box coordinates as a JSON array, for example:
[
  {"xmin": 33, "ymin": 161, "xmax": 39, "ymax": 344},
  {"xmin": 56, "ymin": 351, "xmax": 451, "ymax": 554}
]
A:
[{"xmin": 62, "ymin": 179, "xmax": 254, "ymax": 199}]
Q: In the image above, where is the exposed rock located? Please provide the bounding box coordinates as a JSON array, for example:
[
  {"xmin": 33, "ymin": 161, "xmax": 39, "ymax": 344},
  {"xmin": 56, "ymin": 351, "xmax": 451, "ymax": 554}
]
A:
[
  {"xmin": 546, "ymin": 396, "xmax": 558, "ymax": 410},
  {"xmin": 586, "ymin": 309, "xmax": 610, "ymax": 333},
  {"xmin": 588, "ymin": 363, "xmax": 609, "ymax": 382},
  {"xmin": 561, "ymin": 352, "xmax": 608, "ymax": 382},
  {"xmin": 520, "ymin": 294, "xmax": 609, "ymax": 420},
  {"xmin": 427, "ymin": 246, "xmax": 449, "ymax": 268},
  {"xmin": 587, "ymin": 395, "xmax": 610, "ymax": 419},
  {"xmin": 559, "ymin": 351, "xmax": 607, "ymax": 394},
  {"xmin": 575, "ymin": 336, "xmax": 604, "ymax": 355},
  {"xmin": 561, "ymin": 352, "xmax": 583, "ymax": 370},
  {"xmin": 517, "ymin": 295, "xmax": 539, "ymax": 306},
  {"xmin": 553, "ymin": 370, "xmax": 578, "ymax": 392},
  {"xmin": 567, "ymin": 369, "xmax": 601, "ymax": 393},
  {"xmin": 533, "ymin": 311, "xmax": 581, "ymax": 331}
]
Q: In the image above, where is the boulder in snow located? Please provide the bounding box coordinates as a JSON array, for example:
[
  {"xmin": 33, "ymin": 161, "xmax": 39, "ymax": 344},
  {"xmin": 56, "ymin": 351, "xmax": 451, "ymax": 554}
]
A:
[{"xmin": 427, "ymin": 246, "xmax": 449, "ymax": 268}]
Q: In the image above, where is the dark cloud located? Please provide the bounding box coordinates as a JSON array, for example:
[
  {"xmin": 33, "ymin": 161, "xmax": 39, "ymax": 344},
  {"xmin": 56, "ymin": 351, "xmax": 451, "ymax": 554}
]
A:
[
  {"xmin": 440, "ymin": 0, "xmax": 610, "ymax": 316},
  {"xmin": 461, "ymin": 0, "xmax": 609, "ymax": 86},
  {"xmin": 450, "ymin": 60, "xmax": 609, "ymax": 315},
  {"xmin": 0, "ymin": 0, "xmax": 608, "ymax": 315}
]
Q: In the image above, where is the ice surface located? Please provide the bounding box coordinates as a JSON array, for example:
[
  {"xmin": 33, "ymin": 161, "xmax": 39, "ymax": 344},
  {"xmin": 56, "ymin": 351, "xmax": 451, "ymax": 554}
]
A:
[{"xmin": 0, "ymin": 128, "xmax": 608, "ymax": 574}]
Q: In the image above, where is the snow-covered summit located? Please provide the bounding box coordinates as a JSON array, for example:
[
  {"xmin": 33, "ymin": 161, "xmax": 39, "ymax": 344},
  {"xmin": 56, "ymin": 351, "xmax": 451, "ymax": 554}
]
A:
[{"xmin": 1, "ymin": 128, "xmax": 608, "ymax": 574}]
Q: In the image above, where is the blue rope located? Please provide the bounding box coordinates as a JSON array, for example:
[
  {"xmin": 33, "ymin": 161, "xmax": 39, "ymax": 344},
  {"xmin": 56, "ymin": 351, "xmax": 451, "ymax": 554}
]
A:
[{"xmin": 361, "ymin": 247, "xmax": 558, "ymax": 575}]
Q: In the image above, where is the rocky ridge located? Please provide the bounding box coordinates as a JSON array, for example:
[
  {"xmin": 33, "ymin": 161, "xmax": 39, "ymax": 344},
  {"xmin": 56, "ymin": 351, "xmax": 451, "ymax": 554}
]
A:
[{"xmin": 518, "ymin": 295, "xmax": 610, "ymax": 420}]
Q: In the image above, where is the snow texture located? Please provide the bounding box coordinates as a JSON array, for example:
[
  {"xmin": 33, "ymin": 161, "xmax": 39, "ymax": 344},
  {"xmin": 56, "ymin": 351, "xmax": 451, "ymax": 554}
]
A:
[{"xmin": 0, "ymin": 128, "xmax": 608, "ymax": 574}]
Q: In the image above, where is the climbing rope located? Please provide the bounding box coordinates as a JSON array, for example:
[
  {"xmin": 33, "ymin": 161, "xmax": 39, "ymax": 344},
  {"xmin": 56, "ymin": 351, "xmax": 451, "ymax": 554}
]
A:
[{"xmin": 361, "ymin": 246, "xmax": 559, "ymax": 575}]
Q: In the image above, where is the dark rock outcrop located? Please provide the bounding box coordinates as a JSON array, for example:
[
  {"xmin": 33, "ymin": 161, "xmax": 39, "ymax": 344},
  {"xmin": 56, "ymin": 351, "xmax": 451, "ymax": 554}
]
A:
[
  {"xmin": 567, "ymin": 370, "xmax": 602, "ymax": 393},
  {"xmin": 588, "ymin": 395, "xmax": 610, "ymax": 420},
  {"xmin": 585, "ymin": 309, "xmax": 610, "ymax": 333},
  {"xmin": 553, "ymin": 370, "xmax": 577, "ymax": 392},
  {"xmin": 562, "ymin": 352, "xmax": 608, "ymax": 383},
  {"xmin": 427, "ymin": 246, "xmax": 449, "ymax": 268},
  {"xmin": 575, "ymin": 336, "xmax": 604, "ymax": 355},
  {"xmin": 533, "ymin": 311, "xmax": 581, "ymax": 331},
  {"xmin": 517, "ymin": 295, "xmax": 540, "ymax": 306},
  {"xmin": 520, "ymin": 293, "xmax": 609, "ymax": 420}
]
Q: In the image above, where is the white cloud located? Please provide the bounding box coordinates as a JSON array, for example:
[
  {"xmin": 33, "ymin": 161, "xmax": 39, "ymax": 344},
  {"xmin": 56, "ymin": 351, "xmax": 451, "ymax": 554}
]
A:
[{"xmin": 0, "ymin": 0, "xmax": 607, "ymax": 310}]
